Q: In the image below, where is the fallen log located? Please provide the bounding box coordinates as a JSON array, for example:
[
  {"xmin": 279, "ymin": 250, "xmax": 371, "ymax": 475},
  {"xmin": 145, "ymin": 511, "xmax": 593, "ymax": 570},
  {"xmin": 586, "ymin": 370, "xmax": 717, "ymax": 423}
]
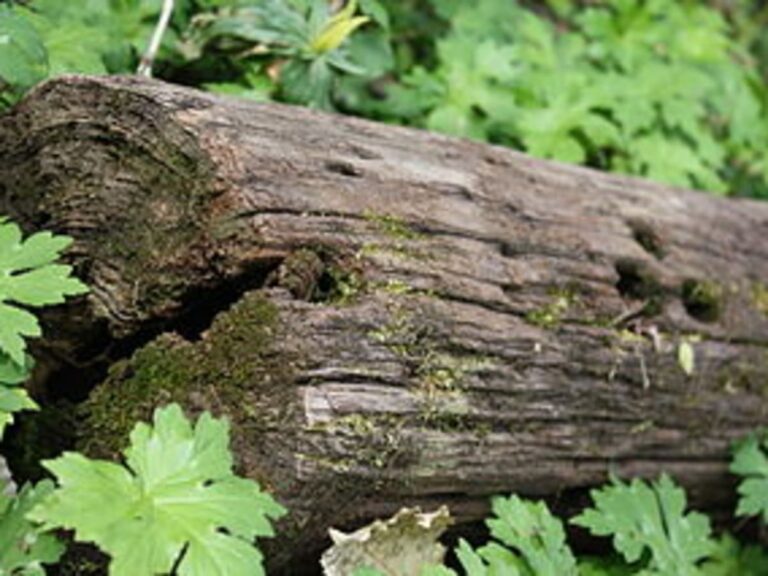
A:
[{"xmin": 1, "ymin": 75, "xmax": 768, "ymax": 572}]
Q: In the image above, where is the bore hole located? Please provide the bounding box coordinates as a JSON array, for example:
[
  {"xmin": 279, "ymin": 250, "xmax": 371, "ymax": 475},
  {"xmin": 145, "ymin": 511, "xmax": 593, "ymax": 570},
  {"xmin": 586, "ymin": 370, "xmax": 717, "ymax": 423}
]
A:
[
  {"xmin": 325, "ymin": 160, "xmax": 363, "ymax": 178},
  {"xmin": 499, "ymin": 242, "xmax": 518, "ymax": 257},
  {"xmin": 628, "ymin": 219, "xmax": 665, "ymax": 259},
  {"xmin": 311, "ymin": 264, "xmax": 365, "ymax": 304},
  {"xmin": 615, "ymin": 259, "xmax": 663, "ymax": 303},
  {"xmin": 681, "ymin": 279, "xmax": 721, "ymax": 323}
]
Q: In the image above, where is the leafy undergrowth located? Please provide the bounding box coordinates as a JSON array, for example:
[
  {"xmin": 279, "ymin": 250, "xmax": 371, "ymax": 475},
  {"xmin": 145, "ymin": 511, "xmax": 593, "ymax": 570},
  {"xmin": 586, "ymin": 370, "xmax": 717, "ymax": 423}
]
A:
[
  {"xmin": 4, "ymin": 412, "xmax": 768, "ymax": 574},
  {"xmin": 1, "ymin": 0, "xmax": 768, "ymax": 197},
  {"xmin": 1, "ymin": 1, "xmax": 768, "ymax": 572},
  {"xmin": 322, "ymin": 458, "xmax": 768, "ymax": 576},
  {"xmin": 0, "ymin": 218, "xmax": 88, "ymax": 437},
  {"xmin": 30, "ymin": 404, "xmax": 286, "ymax": 576}
]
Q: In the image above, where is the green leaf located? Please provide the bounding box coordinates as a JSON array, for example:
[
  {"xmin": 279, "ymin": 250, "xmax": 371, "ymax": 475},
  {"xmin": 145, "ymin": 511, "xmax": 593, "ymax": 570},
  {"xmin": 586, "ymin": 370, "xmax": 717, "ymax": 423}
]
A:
[
  {"xmin": 0, "ymin": 219, "xmax": 87, "ymax": 366},
  {"xmin": 280, "ymin": 57, "xmax": 334, "ymax": 109},
  {"xmin": 0, "ymin": 6, "xmax": 48, "ymax": 93},
  {"xmin": 351, "ymin": 569, "xmax": 385, "ymax": 576},
  {"xmin": 701, "ymin": 534, "xmax": 768, "ymax": 576},
  {"xmin": 0, "ymin": 480, "xmax": 64, "ymax": 574},
  {"xmin": 30, "ymin": 403, "xmax": 286, "ymax": 576},
  {"xmin": 0, "ymin": 385, "xmax": 37, "ymax": 439},
  {"xmin": 359, "ymin": 0, "xmax": 389, "ymax": 30},
  {"xmin": 485, "ymin": 495, "xmax": 578, "ymax": 575},
  {"xmin": 0, "ymin": 352, "xmax": 32, "ymax": 386},
  {"xmin": 577, "ymin": 556, "xmax": 636, "ymax": 576},
  {"xmin": 310, "ymin": 0, "xmax": 369, "ymax": 54},
  {"xmin": 420, "ymin": 566, "xmax": 458, "ymax": 576},
  {"xmin": 678, "ymin": 341, "xmax": 695, "ymax": 376},
  {"xmin": 456, "ymin": 539, "xmax": 526, "ymax": 575},
  {"xmin": 730, "ymin": 431, "xmax": 768, "ymax": 523},
  {"xmin": 572, "ymin": 474, "xmax": 714, "ymax": 576}
]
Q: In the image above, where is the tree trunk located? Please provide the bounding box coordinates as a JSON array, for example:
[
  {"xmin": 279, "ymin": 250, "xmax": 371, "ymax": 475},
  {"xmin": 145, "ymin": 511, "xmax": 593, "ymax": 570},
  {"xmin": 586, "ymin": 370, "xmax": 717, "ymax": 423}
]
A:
[{"xmin": 1, "ymin": 75, "xmax": 768, "ymax": 572}]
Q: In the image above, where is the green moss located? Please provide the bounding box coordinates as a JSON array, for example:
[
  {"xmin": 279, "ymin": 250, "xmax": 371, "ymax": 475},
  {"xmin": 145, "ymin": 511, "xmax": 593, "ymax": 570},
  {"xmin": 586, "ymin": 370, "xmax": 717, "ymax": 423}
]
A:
[
  {"xmin": 295, "ymin": 452, "xmax": 354, "ymax": 473},
  {"xmin": 418, "ymin": 352, "xmax": 492, "ymax": 394},
  {"xmin": 320, "ymin": 266, "xmax": 367, "ymax": 304},
  {"xmin": 681, "ymin": 279, "xmax": 722, "ymax": 323},
  {"xmin": 368, "ymin": 304, "xmax": 492, "ymax": 430},
  {"xmin": 363, "ymin": 211, "xmax": 423, "ymax": 241},
  {"xmin": 79, "ymin": 291, "xmax": 289, "ymax": 460},
  {"xmin": 276, "ymin": 247, "xmax": 368, "ymax": 305},
  {"xmin": 81, "ymin": 119, "xmax": 218, "ymax": 320},
  {"xmin": 360, "ymin": 211, "xmax": 430, "ymax": 261},
  {"xmin": 716, "ymin": 353, "xmax": 768, "ymax": 396},
  {"xmin": 418, "ymin": 408, "xmax": 471, "ymax": 432},
  {"xmin": 305, "ymin": 413, "xmax": 410, "ymax": 470},
  {"xmin": 753, "ymin": 283, "xmax": 768, "ymax": 316},
  {"xmin": 630, "ymin": 420, "xmax": 656, "ymax": 434},
  {"xmin": 377, "ymin": 278, "xmax": 415, "ymax": 296},
  {"xmin": 525, "ymin": 286, "xmax": 580, "ymax": 329}
]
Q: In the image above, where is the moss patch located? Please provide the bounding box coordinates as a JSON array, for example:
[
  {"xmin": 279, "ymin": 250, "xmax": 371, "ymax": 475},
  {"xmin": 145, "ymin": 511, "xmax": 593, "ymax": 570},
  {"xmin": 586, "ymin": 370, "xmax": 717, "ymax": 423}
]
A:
[
  {"xmin": 78, "ymin": 290, "xmax": 293, "ymax": 461},
  {"xmin": 525, "ymin": 285, "xmax": 580, "ymax": 329},
  {"xmin": 368, "ymin": 302, "xmax": 491, "ymax": 431},
  {"xmin": 752, "ymin": 283, "xmax": 768, "ymax": 316},
  {"xmin": 363, "ymin": 211, "xmax": 423, "ymax": 241},
  {"xmin": 273, "ymin": 246, "xmax": 369, "ymax": 305},
  {"xmin": 361, "ymin": 211, "xmax": 428, "ymax": 261}
]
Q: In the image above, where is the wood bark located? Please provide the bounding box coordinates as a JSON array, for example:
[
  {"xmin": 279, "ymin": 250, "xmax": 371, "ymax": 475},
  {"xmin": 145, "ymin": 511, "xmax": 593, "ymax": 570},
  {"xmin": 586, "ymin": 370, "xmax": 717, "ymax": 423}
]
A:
[{"xmin": 1, "ymin": 75, "xmax": 768, "ymax": 572}]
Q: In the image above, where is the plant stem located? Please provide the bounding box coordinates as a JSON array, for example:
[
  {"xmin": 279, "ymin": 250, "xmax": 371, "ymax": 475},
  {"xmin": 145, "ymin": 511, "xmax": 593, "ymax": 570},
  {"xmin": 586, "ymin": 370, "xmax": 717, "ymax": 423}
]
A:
[{"xmin": 137, "ymin": 0, "xmax": 175, "ymax": 77}]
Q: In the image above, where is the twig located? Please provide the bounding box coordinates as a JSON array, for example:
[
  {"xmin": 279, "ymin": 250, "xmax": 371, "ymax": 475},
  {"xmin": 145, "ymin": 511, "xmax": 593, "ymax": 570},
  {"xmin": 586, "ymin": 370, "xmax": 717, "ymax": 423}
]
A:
[{"xmin": 137, "ymin": 0, "xmax": 175, "ymax": 77}]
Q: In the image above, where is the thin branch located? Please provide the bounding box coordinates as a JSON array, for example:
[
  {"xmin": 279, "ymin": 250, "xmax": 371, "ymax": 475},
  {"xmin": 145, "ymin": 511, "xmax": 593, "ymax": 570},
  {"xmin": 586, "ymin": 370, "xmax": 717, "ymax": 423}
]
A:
[{"xmin": 137, "ymin": 0, "xmax": 175, "ymax": 77}]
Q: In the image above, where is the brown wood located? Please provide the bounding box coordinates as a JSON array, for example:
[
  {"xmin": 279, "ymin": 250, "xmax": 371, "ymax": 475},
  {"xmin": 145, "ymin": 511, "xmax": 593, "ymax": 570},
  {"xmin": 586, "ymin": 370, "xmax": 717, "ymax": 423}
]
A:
[{"xmin": 1, "ymin": 75, "xmax": 768, "ymax": 572}]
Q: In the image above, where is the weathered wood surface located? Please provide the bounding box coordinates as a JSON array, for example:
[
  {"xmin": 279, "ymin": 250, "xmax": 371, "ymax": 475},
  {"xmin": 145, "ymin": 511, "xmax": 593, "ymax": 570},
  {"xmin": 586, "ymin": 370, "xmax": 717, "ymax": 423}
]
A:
[{"xmin": 2, "ymin": 75, "xmax": 768, "ymax": 572}]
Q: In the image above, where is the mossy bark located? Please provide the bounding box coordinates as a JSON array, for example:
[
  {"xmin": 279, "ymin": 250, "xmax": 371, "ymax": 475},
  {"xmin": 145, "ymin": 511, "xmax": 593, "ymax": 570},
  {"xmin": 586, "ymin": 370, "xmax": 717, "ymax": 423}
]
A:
[{"xmin": 2, "ymin": 76, "xmax": 768, "ymax": 573}]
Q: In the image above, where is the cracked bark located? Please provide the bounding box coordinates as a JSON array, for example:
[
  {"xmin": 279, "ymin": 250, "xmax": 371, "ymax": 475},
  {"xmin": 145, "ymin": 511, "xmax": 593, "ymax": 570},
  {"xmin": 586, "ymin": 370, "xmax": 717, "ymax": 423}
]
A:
[{"xmin": 1, "ymin": 75, "xmax": 768, "ymax": 573}]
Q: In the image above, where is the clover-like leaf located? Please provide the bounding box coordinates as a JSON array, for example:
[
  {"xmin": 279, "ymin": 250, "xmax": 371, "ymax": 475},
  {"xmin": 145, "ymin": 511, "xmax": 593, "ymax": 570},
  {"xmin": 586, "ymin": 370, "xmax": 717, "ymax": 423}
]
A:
[
  {"xmin": 730, "ymin": 431, "xmax": 768, "ymax": 523},
  {"xmin": 0, "ymin": 480, "xmax": 64, "ymax": 575},
  {"xmin": 0, "ymin": 219, "xmax": 88, "ymax": 366},
  {"xmin": 30, "ymin": 403, "xmax": 286, "ymax": 576},
  {"xmin": 572, "ymin": 474, "xmax": 714, "ymax": 576}
]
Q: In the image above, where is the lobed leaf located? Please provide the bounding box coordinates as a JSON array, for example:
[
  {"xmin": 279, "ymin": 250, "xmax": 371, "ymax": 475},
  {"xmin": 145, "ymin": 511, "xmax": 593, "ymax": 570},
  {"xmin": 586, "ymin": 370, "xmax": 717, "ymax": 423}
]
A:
[
  {"xmin": 0, "ymin": 480, "xmax": 64, "ymax": 574},
  {"xmin": 730, "ymin": 431, "xmax": 768, "ymax": 523},
  {"xmin": 572, "ymin": 474, "xmax": 714, "ymax": 576},
  {"xmin": 0, "ymin": 219, "xmax": 87, "ymax": 366},
  {"xmin": 30, "ymin": 403, "xmax": 286, "ymax": 576}
]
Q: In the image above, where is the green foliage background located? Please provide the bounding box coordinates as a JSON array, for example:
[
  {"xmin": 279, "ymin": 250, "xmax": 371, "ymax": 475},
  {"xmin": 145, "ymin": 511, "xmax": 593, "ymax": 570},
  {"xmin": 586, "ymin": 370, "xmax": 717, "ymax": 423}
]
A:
[
  {"xmin": 2, "ymin": 1, "xmax": 768, "ymax": 573},
  {"xmin": 1, "ymin": 0, "xmax": 768, "ymax": 197}
]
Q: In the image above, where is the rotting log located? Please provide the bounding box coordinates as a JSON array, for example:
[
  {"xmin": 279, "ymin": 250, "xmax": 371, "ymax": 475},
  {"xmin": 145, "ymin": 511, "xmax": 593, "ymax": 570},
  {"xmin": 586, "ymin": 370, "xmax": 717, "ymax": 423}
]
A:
[{"xmin": 1, "ymin": 75, "xmax": 768, "ymax": 572}]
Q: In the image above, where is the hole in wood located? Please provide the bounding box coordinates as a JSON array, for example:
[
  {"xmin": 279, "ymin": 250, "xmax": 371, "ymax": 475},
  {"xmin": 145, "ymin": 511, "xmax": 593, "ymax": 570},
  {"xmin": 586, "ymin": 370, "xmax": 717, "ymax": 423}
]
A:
[
  {"xmin": 627, "ymin": 219, "xmax": 666, "ymax": 259},
  {"xmin": 325, "ymin": 160, "xmax": 363, "ymax": 178},
  {"xmin": 615, "ymin": 259, "xmax": 663, "ymax": 314},
  {"xmin": 681, "ymin": 279, "xmax": 722, "ymax": 323}
]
